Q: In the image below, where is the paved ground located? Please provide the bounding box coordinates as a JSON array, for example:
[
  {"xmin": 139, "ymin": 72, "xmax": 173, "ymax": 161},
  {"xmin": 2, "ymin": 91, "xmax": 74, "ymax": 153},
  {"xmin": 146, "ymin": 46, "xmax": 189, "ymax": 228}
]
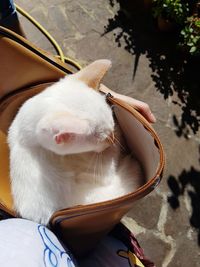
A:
[{"xmin": 14, "ymin": 0, "xmax": 200, "ymax": 266}]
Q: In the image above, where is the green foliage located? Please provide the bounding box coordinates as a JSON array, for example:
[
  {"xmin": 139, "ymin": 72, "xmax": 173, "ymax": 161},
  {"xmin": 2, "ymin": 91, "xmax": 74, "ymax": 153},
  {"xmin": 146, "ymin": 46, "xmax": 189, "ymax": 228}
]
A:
[
  {"xmin": 152, "ymin": 0, "xmax": 200, "ymax": 55},
  {"xmin": 180, "ymin": 16, "xmax": 200, "ymax": 55},
  {"xmin": 152, "ymin": 0, "xmax": 189, "ymax": 24}
]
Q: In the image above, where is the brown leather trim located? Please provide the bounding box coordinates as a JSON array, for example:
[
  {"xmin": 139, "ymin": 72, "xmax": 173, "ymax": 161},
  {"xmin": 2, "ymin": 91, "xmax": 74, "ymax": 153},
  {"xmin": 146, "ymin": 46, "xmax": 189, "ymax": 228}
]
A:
[
  {"xmin": 50, "ymin": 189, "xmax": 148, "ymax": 226},
  {"xmin": 0, "ymin": 82, "xmax": 54, "ymax": 105},
  {"xmin": 0, "ymin": 26, "xmax": 73, "ymax": 75}
]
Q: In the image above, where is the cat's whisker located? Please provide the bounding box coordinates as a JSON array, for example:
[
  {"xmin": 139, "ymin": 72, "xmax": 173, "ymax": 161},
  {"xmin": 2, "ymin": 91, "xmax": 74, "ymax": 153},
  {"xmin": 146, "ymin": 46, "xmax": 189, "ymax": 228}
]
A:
[
  {"xmin": 93, "ymin": 153, "xmax": 99, "ymax": 184},
  {"xmin": 107, "ymin": 137, "xmax": 114, "ymax": 145},
  {"xmin": 97, "ymin": 153, "xmax": 102, "ymax": 182},
  {"xmin": 97, "ymin": 152, "xmax": 102, "ymax": 179},
  {"xmin": 113, "ymin": 137, "xmax": 126, "ymax": 152},
  {"xmin": 86, "ymin": 152, "xmax": 96, "ymax": 173},
  {"xmin": 100, "ymin": 152, "xmax": 103, "ymax": 177},
  {"xmin": 97, "ymin": 153, "xmax": 100, "ymax": 183},
  {"xmin": 106, "ymin": 132, "xmax": 115, "ymax": 145},
  {"xmin": 97, "ymin": 152, "xmax": 103, "ymax": 182}
]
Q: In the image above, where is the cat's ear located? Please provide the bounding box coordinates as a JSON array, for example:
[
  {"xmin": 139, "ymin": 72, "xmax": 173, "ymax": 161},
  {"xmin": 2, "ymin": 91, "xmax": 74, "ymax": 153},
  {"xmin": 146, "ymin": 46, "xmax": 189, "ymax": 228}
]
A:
[
  {"xmin": 73, "ymin": 59, "xmax": 112, "ymax": 90},
  {"xmin": 37, "ymin": 113, "xmax": 89, "ymax": 145},
  {"xmin": 53, "ymin": 115, "xmax": 89, "ymax": 144}
]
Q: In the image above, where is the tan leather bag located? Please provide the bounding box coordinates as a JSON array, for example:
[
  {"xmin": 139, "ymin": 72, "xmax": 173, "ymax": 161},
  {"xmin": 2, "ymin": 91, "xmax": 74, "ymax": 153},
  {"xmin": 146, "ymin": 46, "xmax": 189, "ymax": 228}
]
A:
[{"xmin": 0, "ymin": 26, "xmax": 165, "ymax": 257}]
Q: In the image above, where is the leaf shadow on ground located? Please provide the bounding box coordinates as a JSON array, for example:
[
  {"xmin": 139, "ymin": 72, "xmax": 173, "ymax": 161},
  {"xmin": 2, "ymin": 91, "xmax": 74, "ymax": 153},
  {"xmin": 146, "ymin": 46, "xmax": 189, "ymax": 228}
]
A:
[
  {"xmin": 104, "ymin": 0, "xmax": 200, "ymax": 245},
  {"xmin": 104, "ymin": 0, "xmax": 200, "ymax": 138},
  {"xmin": 168, "ymin": 164, "xmax": 200, "ymax": 245}
]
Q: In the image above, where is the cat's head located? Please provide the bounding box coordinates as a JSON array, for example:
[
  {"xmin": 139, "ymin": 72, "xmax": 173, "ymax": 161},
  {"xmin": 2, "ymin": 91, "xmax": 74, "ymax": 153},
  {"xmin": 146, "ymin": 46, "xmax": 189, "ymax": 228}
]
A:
[{"xmin": 36, "ymin": 60, "xmax": 115, "ymax": 155}]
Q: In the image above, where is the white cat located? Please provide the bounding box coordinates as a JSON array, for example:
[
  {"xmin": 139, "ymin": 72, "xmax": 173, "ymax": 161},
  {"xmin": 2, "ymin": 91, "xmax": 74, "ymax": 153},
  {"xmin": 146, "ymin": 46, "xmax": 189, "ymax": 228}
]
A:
[{"xmin": 8, "ymin": 60, "xmax": 142, "ymax": 225}]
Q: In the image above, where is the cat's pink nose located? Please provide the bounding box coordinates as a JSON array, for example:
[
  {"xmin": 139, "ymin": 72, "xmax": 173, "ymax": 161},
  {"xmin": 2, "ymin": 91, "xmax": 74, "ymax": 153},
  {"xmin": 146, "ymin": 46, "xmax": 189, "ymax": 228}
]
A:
[{"xmin": 54, "ymin": 133, "xmax": 73, "ymax": 144}]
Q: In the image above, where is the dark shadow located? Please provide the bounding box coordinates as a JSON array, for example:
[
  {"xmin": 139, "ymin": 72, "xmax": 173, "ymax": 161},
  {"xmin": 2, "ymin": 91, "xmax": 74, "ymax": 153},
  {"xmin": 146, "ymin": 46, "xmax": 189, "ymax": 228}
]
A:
[
  {"xmin": 105, "ymin": 0, "xmax": 200, "ymax": 138},
  {"xmin": 167, "ymin": 166, "xmax": 200, "ymax": 245},
  {"xmin": 0, "ymin": 209, "xmax": 14, "ymax": 220}
]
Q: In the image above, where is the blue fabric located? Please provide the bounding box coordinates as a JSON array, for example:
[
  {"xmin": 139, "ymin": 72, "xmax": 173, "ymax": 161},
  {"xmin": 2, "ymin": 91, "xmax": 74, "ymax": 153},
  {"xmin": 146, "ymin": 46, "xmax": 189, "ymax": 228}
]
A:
[
  {"xmin": 0, "ymin": 219, "xmax": 78, "ymax": 267},
  {"xmin": 0, "ymin": 0, "xmax": 15, "ymax": 21}
]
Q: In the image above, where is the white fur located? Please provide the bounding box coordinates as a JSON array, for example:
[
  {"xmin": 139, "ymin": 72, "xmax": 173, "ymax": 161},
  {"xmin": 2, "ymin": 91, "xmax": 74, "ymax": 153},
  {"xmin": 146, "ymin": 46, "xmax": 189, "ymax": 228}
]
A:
[{"xmin": 8, "ymin": 74, "xmax": 142, "ymax": 225}]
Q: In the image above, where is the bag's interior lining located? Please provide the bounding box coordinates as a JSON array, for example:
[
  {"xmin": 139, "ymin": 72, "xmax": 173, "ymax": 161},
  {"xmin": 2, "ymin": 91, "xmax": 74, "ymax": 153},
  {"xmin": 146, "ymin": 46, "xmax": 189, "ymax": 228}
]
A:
[{"xmin": 114, "ymin": 106, "xmax": 160, "ymax": 181}]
